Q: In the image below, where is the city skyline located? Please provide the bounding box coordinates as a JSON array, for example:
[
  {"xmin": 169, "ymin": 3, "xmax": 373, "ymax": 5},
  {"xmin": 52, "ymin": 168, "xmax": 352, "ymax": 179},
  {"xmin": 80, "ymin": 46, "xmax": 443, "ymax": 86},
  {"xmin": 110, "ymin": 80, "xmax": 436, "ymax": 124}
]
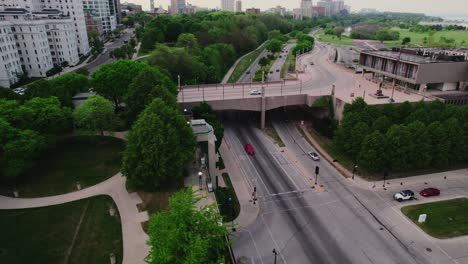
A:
[{"xmin": 130, "ymin": 0, "xmax": 467, "ymax": 16}]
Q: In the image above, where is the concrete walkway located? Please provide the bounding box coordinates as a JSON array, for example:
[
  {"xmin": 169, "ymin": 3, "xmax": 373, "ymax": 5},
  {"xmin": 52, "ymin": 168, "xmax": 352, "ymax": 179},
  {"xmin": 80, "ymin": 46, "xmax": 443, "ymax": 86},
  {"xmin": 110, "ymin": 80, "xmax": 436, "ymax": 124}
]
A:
[
  {"xmin": 0, "ymin": 174, "xmax": 149, "ymax": 264},
  {"xmin": 219, "ymin": 141, "xmax": 259, "ymax": 230}
]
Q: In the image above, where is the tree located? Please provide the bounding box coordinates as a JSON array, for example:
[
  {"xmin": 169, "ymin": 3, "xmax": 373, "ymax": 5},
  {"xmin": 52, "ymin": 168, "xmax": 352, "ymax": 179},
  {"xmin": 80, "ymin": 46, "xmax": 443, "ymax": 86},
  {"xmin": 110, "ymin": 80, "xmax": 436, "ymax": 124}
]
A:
[
  {"xmin": 406, "ymin": 121, "xmax": 431, "ymax": 169},
  {"xmin": 443, "ymin": 118, "xmax": 465, "ymax": 164},
  {"xmin": 385, "ymin": 124, "xmax": 411, "ymax": 171},
  {"xmin": 15, "ymin": 97, "xmax": 72, "ymax": 135},
  {"xmin": 176, "ymin": 33, "xmax": 199, "ymax": 53},
  {"xmin": 349, "ymin": 122, "xmax": 370, "ymax": 158},
  {"xmin": 371, "ymin": 116, "xmax": 391, "ymax": 133},
  {"xmin": 124, "ymin": 67, "xmax": 177, "ymax": 123},
  {"xmin": 92, "ymin": 60, "xmax": 149, "ymax": 108},
  {"xmin": 75, "ymin": 67, "xmax": 90, "ymax": 77},
  {"xmin": 146, "ymin": 188, "xmax": 228, "ymax": 264},
  {"xmin": 402, "ymin": 37, "xmax": 411, "ymax": 45},
  {"xmin": 333, "ymin": 27, "xmax": 345, "ymax": 39},
  {"xmin": 0, "ymin": 87, "xmax": 20, "ymax": 100},
  {"xmin": 265, "ymin": 39, "xmax": 282, "ymax": 53},
  {"xmin": 358, "ymin": 131, "xmax": 387, "ymax": 172},
  {"xmin": 268, "ymin": 30, "xmax": 282, "ymax": 40},
  {"xmin": 24, "ymin": 79, "xmax": 53, "ymax": 100},
  {"xmin": 122, "ymin": 99, "xmax": 196, "ymax": 190},
  {"xmin": 73, "ymin": 96, "xmax": 116, "ymax": 135},
  {"xmin": 49, "ymin": 73, "xmax": 90, "ymax": 106},
  {"xmin": 88, "ymin": 31, "xmax": 104, "ymax": 57},
  {"xmin": 259, "ymin": 56, "xmax": 269, "ymax": 67},
  {"xmin": 426, "ymin": 121, "xmax": 450, "ymax": 167}
]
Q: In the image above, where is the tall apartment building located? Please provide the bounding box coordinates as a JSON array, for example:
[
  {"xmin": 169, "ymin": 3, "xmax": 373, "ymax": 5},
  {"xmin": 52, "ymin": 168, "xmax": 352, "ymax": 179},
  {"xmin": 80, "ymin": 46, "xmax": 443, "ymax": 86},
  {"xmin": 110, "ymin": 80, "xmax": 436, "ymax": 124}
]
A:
[
  {"xmin": 0, "ymin": 0, "xmax": 90, "ymax": 55},
  {"xmin": 235, "ymin": 1, "xmax": 242, "ymax": 12},
  {"xmin": 221, "ymin": 0, "xmax": 234, "ymax": 12},
  {"xmin": 170, "ymin": 0, "xmax": 186, "ymax": 14},
  {"xmin": 82, "ymin": 0, "xmax": 117, "ymax": 34},
  {"xmin": 0, "ymin": 19, "xmax": 22, "ymax": 87},
  {"xmin": 316, "ymin": 0, "xmax": 332, "ymax": 16},
  {"xmin": 300, "ymin": 0, "xmax": 313, "ymax": 18}
]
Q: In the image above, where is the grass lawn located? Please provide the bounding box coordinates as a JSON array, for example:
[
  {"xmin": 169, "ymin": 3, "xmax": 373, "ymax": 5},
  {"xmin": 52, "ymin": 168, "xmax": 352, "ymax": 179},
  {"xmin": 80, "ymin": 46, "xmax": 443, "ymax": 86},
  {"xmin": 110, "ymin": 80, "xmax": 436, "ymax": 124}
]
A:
[
  {"xmin": 7, "ymin": 136, "xmax": 125, "ymax": 197},
  {"xmin": 264, "ymin": 124, "xmax": 285, "ymax": 147},
  {"xmin": 384, "ymin": 29, "xmax": 468, "ymax": 48},
  {"xmin": 401, "ymin": 198, "xmax": 468, "ymax": 239},
  {"xmin": 216, "ymin": 173, "xmax": 240, "ymax": 223},
  {"xmin": 228, "ymin": 45, "xmax": 266, "ymax": 83},
  {"xmin": 316, "ymin": 33, "xmax": 354, "ymax": 46},
  {"xmin": 0, "ymin": 195, "xmax": 123, "ymax": 264}
]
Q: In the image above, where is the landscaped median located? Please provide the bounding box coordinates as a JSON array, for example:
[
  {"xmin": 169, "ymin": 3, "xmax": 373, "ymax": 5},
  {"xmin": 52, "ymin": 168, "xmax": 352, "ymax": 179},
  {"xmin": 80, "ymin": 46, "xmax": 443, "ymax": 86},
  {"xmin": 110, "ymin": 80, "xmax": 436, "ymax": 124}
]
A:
[{"xmin": 401, "ymin": 198, "xmax": 468, "ymax": 239}]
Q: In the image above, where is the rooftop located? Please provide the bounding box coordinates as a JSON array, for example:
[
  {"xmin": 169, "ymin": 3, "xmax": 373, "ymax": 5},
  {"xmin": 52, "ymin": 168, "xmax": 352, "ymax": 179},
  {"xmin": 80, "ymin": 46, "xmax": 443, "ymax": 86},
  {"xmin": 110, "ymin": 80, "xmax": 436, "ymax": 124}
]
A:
[
  {"xmin": 191, "ymin": 119, "xmax": 214, "ymax": 135},
  {"xmin": 362, "ymin": 48, "xmax": 468, "ymax": 64}
]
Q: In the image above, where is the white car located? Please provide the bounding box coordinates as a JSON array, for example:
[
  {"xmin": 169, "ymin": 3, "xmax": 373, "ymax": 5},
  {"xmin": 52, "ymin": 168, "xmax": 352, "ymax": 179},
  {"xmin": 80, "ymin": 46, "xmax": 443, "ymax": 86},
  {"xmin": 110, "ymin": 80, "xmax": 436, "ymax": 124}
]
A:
[
  {"xmin": 393, "ymin": 190, "xmax": 415, "ymax": 202},
  {"xmin": 250, "ymin": 89, "xmax": 262, "ymax": 95},
  {"xmin": 308, "ymin": 151, "xmax": 320, "ymax": 161}
]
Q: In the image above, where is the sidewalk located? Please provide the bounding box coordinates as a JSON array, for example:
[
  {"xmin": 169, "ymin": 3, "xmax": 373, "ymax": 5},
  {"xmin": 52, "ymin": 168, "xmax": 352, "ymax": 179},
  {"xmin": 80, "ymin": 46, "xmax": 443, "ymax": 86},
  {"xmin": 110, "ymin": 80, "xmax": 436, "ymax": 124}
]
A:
[
  {"xmin": 219, "ymin": 141, "xmax": 259, "ymax": 230},
  {"xmin": 0, "ymin": 174, "xmax": 149, "ymax": 264}
]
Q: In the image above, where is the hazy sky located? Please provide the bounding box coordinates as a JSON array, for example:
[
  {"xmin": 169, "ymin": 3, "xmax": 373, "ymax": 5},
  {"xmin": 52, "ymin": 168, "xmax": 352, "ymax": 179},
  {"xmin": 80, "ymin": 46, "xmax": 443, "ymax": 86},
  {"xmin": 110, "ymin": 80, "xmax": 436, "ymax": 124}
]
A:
[{"xmin": 128, "ymin": 0, "xmax": 468, "ymax": 16}]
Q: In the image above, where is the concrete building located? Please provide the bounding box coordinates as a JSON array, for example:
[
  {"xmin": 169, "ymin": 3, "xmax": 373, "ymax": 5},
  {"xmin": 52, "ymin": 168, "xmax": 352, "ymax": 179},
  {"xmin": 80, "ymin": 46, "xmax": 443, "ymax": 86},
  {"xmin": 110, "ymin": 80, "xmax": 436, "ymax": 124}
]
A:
[
  {"xmin": 150, "ymin": 0, "xmax": 155, "ymax": 13},
  {"xmin": 266, "ymin": 6, "xmax": 287, "ymax": 16},
  {"xmin": 170, "ymin": 0, "xmax": 186, "ymax": 14},
  {"xmin": 0, "ymin": 0, "xmax": 90, "ymax": 55},
  {"xmin": 84, "ymin": 9, "xmax": 104, "ymax": 38},
  {"xmin": 235, "ymin": 1, "xmax": 242, "ymax": 12},
  {"xmin": 359, "ymin": 48, "xmax": 468, "ymax": 93},
  {"xmin": 120, "ymin": 2, "xmax": 142, "ymax": 15},
  {"xmin": 293, "ymin": 8, "xmax": 303, "ymax": 20},
  {"xmin": 45, "ymin": 18, "xmax": 80, "ymax": 66},
  {"xmin": 246, "ymin": 8, "xmax": 260, "ymax": 14},
  {"xmin": 316, "ymin": 0, "xmax": 332, "ymax": 16},
  {"xmin": 312, "ymin": 6, "xmax": 325, "ymax": 16},
  {"xmin": 300, "ymin": 0, "xmax": 313, "ymax": 18},
  {"xmin": 331, "ymin": 0, "xmax": 344, "ymax": 15},
  {"xmin": 221, "ymin": 0, "xmax": 234, "ymax": 12},
  {"xmin": 82, "ymin": 0, "xmax": 118, "ymax": 34},
  {"xmin": 0, "ymin": 19, "xmax": 22, "ymax": 87}
]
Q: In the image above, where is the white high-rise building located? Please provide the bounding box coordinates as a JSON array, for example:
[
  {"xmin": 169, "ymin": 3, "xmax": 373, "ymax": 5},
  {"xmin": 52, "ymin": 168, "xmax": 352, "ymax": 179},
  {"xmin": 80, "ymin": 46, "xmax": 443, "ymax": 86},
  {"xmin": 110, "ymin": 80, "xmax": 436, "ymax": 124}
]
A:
[
  {"xmin": 170, "ymin": 0, "xmax": 186, "ymax": 14},
  {"xmin": 300, "ymin": 0, "xmax": 313, "ymax": 18},
  {"xmin": 235, "ymin": 1, "xmax": 242, "ymax": 12},
  {"xmin": 46, "ymin": 19, "xmax": 80, "ymax": 66},
  {"xmin": 0, "ymin": 20, "xmax": 23, "ymax": 87},
  {"xmin": 82, "ymin": 0, "xmax": 117, "ymax": 34},
  {"xmin": 0, "ymin": 0, "xmax": 90, "ymax": 56},
  {"xmin": 221, "ymin": 0, "xmax": 235, "ymax": 12}
]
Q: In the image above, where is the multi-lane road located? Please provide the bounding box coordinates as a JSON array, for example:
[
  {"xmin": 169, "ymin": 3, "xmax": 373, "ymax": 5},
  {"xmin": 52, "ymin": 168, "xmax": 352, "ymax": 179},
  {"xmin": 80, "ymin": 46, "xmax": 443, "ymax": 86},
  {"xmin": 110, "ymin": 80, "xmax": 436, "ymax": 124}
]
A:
[
  {"xmin": 225, "ymin": 117, "xmax": 424, "ymax": 264},
  {"xmin": 267, "ymin": 44, "xmax": 295, "ymax": 82}
]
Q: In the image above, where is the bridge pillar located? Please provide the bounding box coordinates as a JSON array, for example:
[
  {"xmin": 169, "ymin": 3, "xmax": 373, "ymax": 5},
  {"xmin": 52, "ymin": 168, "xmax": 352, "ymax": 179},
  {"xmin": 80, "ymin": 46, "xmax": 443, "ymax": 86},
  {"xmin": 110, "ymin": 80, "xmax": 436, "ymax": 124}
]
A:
[{"xmin": 260, "ymin": 86, "xmax": 266, "ymax": 129}]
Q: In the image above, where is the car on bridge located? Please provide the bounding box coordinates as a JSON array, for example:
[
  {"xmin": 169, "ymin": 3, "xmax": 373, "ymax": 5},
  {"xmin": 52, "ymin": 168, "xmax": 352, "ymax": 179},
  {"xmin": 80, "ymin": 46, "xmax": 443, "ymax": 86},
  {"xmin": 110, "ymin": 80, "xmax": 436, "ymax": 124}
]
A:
[
  {"xmin": 250, "ymin": 89, "xmax": 262, "ymax": 95},
  {"xmin": 393, "ymin": 190, "xmax": 415, "ymax": 202},
  {"xmin": 244, "ymin": 144, "xmax": 255, "ymax": 155}
]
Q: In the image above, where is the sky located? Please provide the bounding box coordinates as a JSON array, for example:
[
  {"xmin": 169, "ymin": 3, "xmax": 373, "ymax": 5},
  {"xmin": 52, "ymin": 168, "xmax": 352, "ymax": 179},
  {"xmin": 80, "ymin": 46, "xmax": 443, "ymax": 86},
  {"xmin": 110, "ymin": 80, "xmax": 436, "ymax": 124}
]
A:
[{"xmin": 128, "ymin": 0, "xmax": 468, "ymax": 16}]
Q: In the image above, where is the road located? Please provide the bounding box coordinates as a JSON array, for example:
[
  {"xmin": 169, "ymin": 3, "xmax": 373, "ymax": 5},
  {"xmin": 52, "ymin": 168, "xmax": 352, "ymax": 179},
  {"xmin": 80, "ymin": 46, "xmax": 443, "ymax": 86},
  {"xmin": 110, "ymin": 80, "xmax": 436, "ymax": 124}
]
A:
[
  {"xmin": 267, "ymin": 44, "xmax": 295, "ymax": 82},
  {"xmin": 226, "ymin": 118, "xmax": 424, "ymax": 264},
  {"xmin": 238, "ymin": 49, "xmax": 269, "ymax": 83},
  {"xmin": 85, "ymin": 28, "xmax": 135, "ymax": 73}
]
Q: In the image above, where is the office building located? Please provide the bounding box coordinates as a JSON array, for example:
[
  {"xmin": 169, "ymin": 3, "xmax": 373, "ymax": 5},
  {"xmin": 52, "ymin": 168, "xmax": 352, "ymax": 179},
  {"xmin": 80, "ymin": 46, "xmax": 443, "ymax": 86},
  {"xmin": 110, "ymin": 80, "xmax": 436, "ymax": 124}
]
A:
[
  {"xmin": 150, "ymin": 0, "xmax": 155, "ymax": 13},
  {"xmin": 235, "ymin": 1, "xmax": 242, "ymax": 12},
  {"xmin": 170, "ymin": 0, "xmax": 186, "ymax": 14},
  {"xmin": 300, "ymin": 0, "xmax": 313, "ymax": 18},
  {"xmin": 246, "ymin": 8, "xmax": 260, "ymax": 14},
  {"xmin": 82, "ymin": 0, "xmax": 118, "ymax": 34},
  {"xmin": 84, "ymin": 9, "xmax": 104, "ymax": 37},
  {"xmin": 0, "ymin": 0, "xmax": 90, "ymax": 55},
  {"xmin": 0, "ymin": 20, "xmax": 22, "ymax": 87},
  {"xmin": 359, "ymin": 48, "xmax": 468, "ymax": 92},
  {"xmin": 221, "ymin": 0, "xmax": 234, "ymax": 12}
]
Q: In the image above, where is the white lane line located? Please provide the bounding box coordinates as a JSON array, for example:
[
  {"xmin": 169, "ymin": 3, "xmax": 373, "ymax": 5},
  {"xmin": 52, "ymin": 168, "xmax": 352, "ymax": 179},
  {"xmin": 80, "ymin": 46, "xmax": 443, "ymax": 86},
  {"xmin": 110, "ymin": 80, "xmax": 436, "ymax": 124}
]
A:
[
  {"xmin": 246, "ymin": 230, "xmax": 265, "ymax": 264},
  {"xmin": 261, "ymin": 214, "xmax": 288, "ymax": 264}
]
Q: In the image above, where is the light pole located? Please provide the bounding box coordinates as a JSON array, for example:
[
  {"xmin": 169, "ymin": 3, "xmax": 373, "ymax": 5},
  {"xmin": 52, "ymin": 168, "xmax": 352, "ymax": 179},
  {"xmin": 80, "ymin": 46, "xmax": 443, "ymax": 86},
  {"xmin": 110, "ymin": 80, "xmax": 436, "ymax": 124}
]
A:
[
  {"xmin": 228, "ymin": 197, "xmax": 236, "ymax": 232},
  {"xmin": 198, "ymin": 171, "xmax": 202, "ymax": 190},
  {"xmin": 383, "ymin": 171, "xmax": 388, "ymax": 188},
  {"xmin": 352, "ymin": 165, "xmax": 358, "ymax": 180},
  {"xmin": 315, "ymin": 166, "xmax": 319, "ymax": 185},
  {"xmin": 272, "ymin": 248, "xmax": 278, "ymax": 264}
]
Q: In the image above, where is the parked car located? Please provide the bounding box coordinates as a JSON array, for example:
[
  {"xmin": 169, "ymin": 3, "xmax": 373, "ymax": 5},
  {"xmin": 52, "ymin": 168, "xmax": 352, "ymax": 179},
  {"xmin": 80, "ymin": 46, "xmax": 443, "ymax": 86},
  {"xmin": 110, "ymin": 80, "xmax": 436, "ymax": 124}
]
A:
[
  {"xmin": 276, "ymin": 69, "xmax": 280, "ymax": 72},
  {"xmin": 308, "ymin": 151, "xmax": 320, "ymax": 161},
  {"xmin": 245, "ymin": 144, "xmax": 255, "ymax": 155},
  {"xmin": 246, "ymin": 70, "xmax": 251, "ymax": 74},
  {"xmin": 393, "ymin": 190, "xmax": 415, "ymax": 202},
  {"xmin": 250, "ymin": 89, "xmax": 261, "ymax": 95},
  {"xmin": 420, "ymin": 188, "xmax": 440, "ymax": 197}
]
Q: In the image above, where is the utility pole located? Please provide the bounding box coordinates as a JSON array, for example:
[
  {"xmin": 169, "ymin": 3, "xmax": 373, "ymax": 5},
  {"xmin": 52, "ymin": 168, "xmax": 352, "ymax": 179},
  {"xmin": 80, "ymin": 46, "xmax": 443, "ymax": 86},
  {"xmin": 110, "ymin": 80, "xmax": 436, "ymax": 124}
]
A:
[
  {"xmin": 272, "ymin": 248, "xmax": 278, "ymax": 264},
  {"xmin": 315, "ymin": 166, "xmax": 319, "ymax": 185},
  {"xmin": 261, "ymin": 71, "xmax": 266, "ymax": 129}
]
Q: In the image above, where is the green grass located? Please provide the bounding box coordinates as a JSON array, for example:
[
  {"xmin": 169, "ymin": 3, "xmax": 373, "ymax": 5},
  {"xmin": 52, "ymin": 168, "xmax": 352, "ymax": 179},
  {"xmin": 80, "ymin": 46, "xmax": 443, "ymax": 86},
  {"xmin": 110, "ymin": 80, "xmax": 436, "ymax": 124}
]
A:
[
  {"xmin": 228, "ymin": 46, "xmax": 266, "ymax": 83},
  {"xmin": 264, "ymin": 124, "xmax": 285, "ymax": 147},
  {"xmin": 401, "ymin": 198, "xmax": 468, "ymax": 239},
  {"xmin": 7, "ymin": 136, "xmax": 125, "ymax": 197},
  {"xmin": 316, "ymin": 33, "xmax": 354, "ymax": 46},
  {"xmin": 0, "ymin": 195, "xmax": 123, "ymax": 264},
  {"xmin": 215, "ymin": 173, "xmax": 240, "ymax": 223},
  {"xmin": 281, "ymin": 45, "xmax": 296, "ymax": 78},
  {"xmin": 384, "ymin": 29, "xmax": 468, "ymax": 48}
]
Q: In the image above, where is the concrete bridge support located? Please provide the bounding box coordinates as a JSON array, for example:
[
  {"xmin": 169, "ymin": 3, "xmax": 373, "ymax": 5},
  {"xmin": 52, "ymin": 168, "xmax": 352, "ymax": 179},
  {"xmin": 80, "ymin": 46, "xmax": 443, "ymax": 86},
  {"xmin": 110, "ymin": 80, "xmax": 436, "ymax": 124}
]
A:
[{"xmin": 261, "ymin": 86, "xmax": 266, "ymax": 129}]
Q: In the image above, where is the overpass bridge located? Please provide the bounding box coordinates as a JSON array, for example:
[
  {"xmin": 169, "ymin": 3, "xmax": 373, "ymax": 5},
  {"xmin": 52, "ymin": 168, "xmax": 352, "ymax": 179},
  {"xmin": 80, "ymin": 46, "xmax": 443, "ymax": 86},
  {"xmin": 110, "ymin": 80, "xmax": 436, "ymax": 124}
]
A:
[{"xmin": 178, "ymin": 79, "xmax": 332, "ymax": 128}]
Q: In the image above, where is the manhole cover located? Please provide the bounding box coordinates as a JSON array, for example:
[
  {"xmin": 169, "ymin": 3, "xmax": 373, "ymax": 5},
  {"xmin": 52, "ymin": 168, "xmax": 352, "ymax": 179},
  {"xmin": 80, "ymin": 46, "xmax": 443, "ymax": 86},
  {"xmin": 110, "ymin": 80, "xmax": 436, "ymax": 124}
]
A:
[{"xmin": 426, "ymin": 248, "xmax": 432, "ymax": 252}]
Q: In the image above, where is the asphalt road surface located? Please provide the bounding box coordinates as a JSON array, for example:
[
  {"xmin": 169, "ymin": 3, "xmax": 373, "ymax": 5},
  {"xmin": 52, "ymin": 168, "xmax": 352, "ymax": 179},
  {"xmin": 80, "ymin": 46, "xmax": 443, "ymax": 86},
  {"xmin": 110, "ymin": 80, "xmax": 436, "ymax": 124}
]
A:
[
  {"xmin": 85, "ymin": 28, "xmax": 134, "ymax": 73},
  {"xmin": 238, "ymin": 49, "xmax": 269, "ymax": 83},
  {"xmin": 267, "ymin": 44, "xmax": 295, "ymax": 82},
  {"xmin": 226, "ymin": 118, "xmax": 425, "ymax": 264}
]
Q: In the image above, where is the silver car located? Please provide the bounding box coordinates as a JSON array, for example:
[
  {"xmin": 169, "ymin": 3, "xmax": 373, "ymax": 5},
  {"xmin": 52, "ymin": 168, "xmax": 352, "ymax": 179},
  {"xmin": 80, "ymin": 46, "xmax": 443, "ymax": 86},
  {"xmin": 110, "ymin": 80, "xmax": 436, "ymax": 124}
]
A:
[{"xmin": 308, "ymin": 151, "xmax": 320, "ymax": 161}]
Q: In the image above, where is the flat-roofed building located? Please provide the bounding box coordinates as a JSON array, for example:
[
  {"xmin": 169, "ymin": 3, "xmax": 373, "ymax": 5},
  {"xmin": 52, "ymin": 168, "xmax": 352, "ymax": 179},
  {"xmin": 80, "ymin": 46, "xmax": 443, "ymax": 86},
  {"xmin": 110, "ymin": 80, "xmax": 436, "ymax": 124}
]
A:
[
  {"xmin": 359, "ymin": 48, "xmax": 468, "ymax": 93},
  {"xmin": 0, "ymin": 19, "xmax": 22, "ymax": 87}
]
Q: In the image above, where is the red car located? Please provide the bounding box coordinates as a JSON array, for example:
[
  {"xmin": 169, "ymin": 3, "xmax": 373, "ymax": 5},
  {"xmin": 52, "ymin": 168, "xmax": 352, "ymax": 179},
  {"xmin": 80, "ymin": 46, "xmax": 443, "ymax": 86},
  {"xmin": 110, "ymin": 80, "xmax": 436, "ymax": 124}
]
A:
[
  {"xmin": 244, "ymin": 144, "xmax": 255, "ymax": 155},
  {"xmin": 420, "ymin": 188, "xmax": 440, "ymax": 197}
]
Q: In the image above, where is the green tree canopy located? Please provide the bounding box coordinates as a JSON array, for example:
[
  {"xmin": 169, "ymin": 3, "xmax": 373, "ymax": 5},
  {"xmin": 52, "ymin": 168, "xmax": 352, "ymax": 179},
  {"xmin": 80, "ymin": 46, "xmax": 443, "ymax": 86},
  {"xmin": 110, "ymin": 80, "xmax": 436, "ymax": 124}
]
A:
[
  {"xmin": 176, "ymin": 33, "xmax": 199, "ymax": 53},
  {"xmin": 92, "ymin": 60, "xmax": 149, "ymax": 108},
  {"xmin": 122, "ymin": 98, "xmax": 196, "ymax": 190},
  {"xmin": 358, "ymin": 131, "xmax": 387, "ymax": 172},
  {"xmin": 73, "ymin": 95, "xmax": 116, "ymax": 135},
  {"xmin": 146, "ymin": 188, "xmax": 228, "ymax": 264}
]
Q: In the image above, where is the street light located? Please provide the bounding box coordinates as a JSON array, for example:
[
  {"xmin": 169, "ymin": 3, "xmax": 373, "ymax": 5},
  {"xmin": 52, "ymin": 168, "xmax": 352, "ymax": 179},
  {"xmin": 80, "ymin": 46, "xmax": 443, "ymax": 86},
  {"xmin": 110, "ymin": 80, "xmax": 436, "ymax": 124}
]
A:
[
  {"xmin": 352, "ymin": 165, "xmax": 358, "ymax": 180},
  {"xmin": 198, "ymin": 171, "xmax": 202, "ymax": 190},
  {"xmin": 272, "ymin": 248, "xmax": 278, "ymax": 264},
  {"xmin": 315, "ymin": 166, "xmax": 319, "ymax": 185}
]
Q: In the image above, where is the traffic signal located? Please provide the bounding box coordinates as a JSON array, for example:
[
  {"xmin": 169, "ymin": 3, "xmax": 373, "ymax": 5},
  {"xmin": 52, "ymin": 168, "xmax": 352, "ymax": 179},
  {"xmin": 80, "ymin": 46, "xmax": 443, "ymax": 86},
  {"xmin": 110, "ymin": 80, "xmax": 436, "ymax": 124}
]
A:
[{"xmin": 315, "ymin": 166, "xmax": 319, "ymax": 175}]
